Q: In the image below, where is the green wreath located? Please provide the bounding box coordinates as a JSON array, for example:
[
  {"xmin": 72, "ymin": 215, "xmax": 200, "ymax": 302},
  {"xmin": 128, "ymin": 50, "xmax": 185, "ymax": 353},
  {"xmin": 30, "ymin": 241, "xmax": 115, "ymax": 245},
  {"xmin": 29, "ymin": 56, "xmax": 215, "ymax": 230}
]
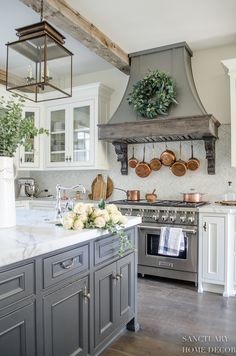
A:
[{"xmin": 127, "ymin": 70, "xmax": 178, "ymax": 119}]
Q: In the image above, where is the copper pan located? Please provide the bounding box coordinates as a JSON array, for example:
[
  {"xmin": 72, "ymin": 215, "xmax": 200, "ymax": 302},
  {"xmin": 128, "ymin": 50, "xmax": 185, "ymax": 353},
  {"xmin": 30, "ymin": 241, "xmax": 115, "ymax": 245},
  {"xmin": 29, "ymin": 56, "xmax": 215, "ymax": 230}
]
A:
[
  {"xmin": 114, "ymin": 188, "xmax": 140, "ymax": 201},
  {"xmin": 182, "ymin": 190, "xmax": 205, "ymax": 203},
  {"xmin": 135, "ymin": 146, "xmax": 152, "ymax": 178},
  {"xmin": 149, "ymin": 144, "xmax": 162, "ymax": 171},
  {"xmin": 128, "ymin": 146, "xmax": 139, "ymax": 169},
  {"xmin": 160, "ymin": 144, "xmax": 176, "ymax": 166},
  {"xmin": 186, "ymin": 143, "xmax": 200, "ymax": 171},
  {"xmin": 170, "ymin": 142, "xmax": 187, "ymax": 177}
]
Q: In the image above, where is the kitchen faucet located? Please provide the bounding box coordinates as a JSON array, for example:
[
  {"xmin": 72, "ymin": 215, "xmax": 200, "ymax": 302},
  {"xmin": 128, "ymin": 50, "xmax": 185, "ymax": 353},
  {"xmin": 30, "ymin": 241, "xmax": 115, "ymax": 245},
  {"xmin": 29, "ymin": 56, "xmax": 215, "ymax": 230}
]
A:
[{"xmin": 56, "ymin": 184, "xmax": 86, "ymax": 219}]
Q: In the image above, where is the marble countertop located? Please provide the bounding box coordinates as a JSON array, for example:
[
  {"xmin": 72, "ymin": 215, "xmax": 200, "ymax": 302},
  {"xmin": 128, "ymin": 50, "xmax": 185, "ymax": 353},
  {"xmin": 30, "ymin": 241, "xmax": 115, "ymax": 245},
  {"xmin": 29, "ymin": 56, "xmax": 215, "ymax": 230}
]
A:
[
  {"xmin": 198, "ymin": 203, "xmax": 236, "ymax": 214},
  {"xmin": 0, "ymin": 209, "xmax": 141, "ymax": 268}
]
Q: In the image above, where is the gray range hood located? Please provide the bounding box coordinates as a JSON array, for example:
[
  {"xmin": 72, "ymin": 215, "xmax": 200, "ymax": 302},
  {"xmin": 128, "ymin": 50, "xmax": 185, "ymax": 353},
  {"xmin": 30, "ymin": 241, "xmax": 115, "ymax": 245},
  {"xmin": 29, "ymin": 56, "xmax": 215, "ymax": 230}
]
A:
[{"xmin": 98, "ymin": 42, "xmax": 220, "ymax": 175}]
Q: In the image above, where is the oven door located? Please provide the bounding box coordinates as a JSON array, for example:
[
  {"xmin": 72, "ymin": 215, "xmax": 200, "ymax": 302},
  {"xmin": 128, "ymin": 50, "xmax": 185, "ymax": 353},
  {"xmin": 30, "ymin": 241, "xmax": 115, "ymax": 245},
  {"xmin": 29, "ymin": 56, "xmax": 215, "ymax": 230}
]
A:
[{"xmin": 138, "ymin": 224, "xmax": 197, "ymax": 273}]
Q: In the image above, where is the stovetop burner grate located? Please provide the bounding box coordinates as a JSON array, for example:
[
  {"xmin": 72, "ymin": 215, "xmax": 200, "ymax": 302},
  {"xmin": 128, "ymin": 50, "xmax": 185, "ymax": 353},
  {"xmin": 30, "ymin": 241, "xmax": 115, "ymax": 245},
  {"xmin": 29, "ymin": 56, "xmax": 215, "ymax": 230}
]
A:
[{"xmin": 110, "ymin": 199, "xmax": 208, "ymax": 208}]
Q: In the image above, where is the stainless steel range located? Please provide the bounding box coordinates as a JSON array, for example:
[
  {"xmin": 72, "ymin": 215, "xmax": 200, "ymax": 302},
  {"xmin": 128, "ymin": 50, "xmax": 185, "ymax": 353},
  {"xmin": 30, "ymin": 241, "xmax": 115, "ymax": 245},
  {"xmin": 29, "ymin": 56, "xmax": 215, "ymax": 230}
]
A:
[{"xmin": 112, "ymin": 200, "xmax": 208, "ymax": 284}]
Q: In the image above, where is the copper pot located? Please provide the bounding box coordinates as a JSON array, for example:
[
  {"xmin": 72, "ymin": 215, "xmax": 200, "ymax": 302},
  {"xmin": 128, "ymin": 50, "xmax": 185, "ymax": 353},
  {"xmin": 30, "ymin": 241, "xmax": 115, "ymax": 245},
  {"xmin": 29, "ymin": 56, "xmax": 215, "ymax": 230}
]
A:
[
  {"xmin": 182, "ymin": 191, "xmax": 205, "ymax": 203},
  {"xmin": 115, "ymin": 188, "xmax": 140, "ymax": 201},
  {"xmin": 135, "ymin": 146, "xmax": 151, "ymax": 178},
  {"xmin": 145, "ymin": 189, "xmax": 157, "ymax": 202},
  {"xmin": 149, "ymin": 144, "xmax": 162, "ymax": 171},
  {"xmin": 186, "ymin": 144, "xmax": 200, "ymax": 171},
  {"xmin": 170, "ymin": 143, "xmax": 187, "ymax": 177},
  {"xmin": 160, "ymin": 144, "xmax": 176, "ymax": 166},
  {"xmin": 128, "ymin": 146, "xmax": 139, "ymax": 169}
]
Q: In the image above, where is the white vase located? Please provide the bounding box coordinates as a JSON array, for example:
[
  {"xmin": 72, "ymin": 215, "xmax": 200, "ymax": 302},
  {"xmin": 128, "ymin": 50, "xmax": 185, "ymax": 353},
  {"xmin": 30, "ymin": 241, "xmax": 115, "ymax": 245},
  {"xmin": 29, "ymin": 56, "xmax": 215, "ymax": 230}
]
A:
[{"xmin": 0, "ymin": 157, "xmax": 16, "ymax": 228}]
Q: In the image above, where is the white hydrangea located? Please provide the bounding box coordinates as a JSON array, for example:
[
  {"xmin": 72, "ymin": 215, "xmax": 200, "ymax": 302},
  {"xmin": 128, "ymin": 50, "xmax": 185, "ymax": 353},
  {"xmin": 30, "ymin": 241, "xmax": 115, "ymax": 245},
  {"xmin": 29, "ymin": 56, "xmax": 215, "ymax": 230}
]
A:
[
  {"xmin": 94, "ymin": 216, "xmax": 106, "ymax": 228},
  {"xmin": 73, "ymin": 202, "xmax": 88, "ymax": 215},
  {"xmin": 106, "ymin": 204, "xmax": 119, "ymax": 214},
  {"xmin": 110, "ymin": 213, "xmax": 120, "ymax": 224},
  {"xmin": 73, "ymin": 218, "xmax": 84, "ymax": 230},
  {"xmin": 62, "ymin": 215, "xmax": 74, "ymax": 229}
]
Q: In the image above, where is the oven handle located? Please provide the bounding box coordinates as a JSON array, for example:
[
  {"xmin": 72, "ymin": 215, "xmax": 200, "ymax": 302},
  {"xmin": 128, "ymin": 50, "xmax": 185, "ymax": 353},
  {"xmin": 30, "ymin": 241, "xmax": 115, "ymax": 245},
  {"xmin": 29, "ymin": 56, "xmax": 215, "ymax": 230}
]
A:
[{"xmin": 138, "ymin": 225, "xmax": 197, "ymax": 234}]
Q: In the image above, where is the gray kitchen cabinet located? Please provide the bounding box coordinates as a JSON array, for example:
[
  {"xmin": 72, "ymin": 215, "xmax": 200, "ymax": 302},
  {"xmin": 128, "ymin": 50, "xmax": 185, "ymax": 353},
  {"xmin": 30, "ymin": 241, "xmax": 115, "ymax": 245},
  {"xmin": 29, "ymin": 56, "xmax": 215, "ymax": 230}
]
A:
[
  {"xmin": 117, "ymin": 253, "xmax": 135, "ymax": 326},
  {"xmin": 94, "ymin": 253, "xmax": 135, "ymax": 350},
  {"xmin": 0, "ymin": 302, "xmax": 36, "ymax": 356},
  {"xmin": 94, "ymin": 262, "xmax": 117, "ymax": 347},
  {"xmin": 43, "ymin": 277, "xmax": 89, "ymax": 356},
  {"xmin": 0, "ymin": 226, "xmax": 138, "ymax": 356}
]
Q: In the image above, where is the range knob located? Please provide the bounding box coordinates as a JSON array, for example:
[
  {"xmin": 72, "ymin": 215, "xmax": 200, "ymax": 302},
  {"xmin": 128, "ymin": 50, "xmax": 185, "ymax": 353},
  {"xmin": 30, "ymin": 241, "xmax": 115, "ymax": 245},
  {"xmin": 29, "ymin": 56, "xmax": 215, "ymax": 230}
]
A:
[
  {"xmin": 152, "ymin": 211, "xmax": 160, "ymax": 221},
  {"xmin": 161, "ymin": 213, "xmax": 169, "ymax": 222},
  {"xmin": 170, "ymin": 214, "xmax": 176, "ymax": 222},
  {"xmin": 125, "ymin": 208, "xmax": 132, "ymax": 216},
  {"xmin": 137, "ymin": 209, "xmax": 144, "ymax": 217},
  {"xmin": 188, "ymin": 215, "xmax": 195, "ymax": 223},
  {"xmin": 180, "ymin": 214, "xmax": 187, "ymax": 223}
]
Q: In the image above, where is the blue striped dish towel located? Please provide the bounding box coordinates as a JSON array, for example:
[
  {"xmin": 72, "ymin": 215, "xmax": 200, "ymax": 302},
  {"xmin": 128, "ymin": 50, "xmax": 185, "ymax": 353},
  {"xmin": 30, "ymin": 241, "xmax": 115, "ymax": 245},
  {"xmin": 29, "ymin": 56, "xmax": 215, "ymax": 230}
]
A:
[{"xmin": 158, "ymin": 227, "xmax": 185, "ymax": 256}]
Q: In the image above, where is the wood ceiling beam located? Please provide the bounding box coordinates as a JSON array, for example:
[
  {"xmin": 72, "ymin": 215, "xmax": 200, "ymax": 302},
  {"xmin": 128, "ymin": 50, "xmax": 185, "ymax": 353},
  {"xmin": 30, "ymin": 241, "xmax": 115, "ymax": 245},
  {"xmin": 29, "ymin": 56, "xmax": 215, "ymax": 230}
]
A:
[
  {"xmin": 0, "ymin": 69, "xmax": 6, "ymax": 85},
  {"xmin": 19, "ymin": 0, "xmax": 130, "ymax": 74}
]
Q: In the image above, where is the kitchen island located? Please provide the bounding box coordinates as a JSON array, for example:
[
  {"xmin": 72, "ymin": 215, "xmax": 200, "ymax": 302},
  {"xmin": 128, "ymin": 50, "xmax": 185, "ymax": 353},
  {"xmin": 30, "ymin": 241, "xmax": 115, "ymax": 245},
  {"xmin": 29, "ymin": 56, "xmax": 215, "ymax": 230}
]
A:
[{"xmin": 0, "ymin": 209, "xmax": 141, "ymax": 356}]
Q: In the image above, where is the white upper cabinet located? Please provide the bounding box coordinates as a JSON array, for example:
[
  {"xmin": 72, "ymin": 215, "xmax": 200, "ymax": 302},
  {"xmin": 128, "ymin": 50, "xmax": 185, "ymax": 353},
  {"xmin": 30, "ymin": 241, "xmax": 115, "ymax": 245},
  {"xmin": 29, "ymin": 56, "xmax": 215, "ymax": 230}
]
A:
[{"xmin": 44, "ymin": 83, "xmax": 112, "ymax": 170}]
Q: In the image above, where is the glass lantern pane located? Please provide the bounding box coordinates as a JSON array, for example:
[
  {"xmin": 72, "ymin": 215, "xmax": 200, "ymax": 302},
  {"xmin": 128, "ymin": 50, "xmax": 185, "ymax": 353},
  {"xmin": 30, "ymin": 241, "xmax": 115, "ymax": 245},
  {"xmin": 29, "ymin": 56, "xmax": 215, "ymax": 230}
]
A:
[{"xmin": 6, "ymin": 34, "xmax": 72, "ymax": 102}]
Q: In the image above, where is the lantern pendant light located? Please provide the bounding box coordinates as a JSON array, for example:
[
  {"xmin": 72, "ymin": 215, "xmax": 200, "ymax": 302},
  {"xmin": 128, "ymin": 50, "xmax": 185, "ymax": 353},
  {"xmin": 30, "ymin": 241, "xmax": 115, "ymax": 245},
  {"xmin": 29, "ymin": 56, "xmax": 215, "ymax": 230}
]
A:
[{"xmin": 6, "ymin": 0, "xmax": 73, "ymax": 102}]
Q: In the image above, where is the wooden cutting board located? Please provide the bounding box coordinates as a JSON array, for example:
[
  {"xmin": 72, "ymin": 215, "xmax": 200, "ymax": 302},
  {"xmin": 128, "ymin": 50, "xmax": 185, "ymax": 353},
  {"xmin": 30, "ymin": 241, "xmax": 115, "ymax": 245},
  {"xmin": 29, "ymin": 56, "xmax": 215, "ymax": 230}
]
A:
[
  {"xmin": 89, "ymin": 175, "xmax": 114, "ymax": 200},
  {"xmin": 215, "ymin": 200, "xmax": 236, "ymax": 206},
  {"xmin": 92, "ymin": 174, "xmax": 106, "ymax": 201}
]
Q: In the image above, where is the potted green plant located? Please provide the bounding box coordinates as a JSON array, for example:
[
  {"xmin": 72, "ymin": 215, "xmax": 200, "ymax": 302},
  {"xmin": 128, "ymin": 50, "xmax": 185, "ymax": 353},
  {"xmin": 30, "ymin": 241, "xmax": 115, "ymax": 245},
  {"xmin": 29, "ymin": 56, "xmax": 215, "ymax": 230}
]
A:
[{"xmin": 0, "ymin": 95, "xmax": 48, "ymax": 228}]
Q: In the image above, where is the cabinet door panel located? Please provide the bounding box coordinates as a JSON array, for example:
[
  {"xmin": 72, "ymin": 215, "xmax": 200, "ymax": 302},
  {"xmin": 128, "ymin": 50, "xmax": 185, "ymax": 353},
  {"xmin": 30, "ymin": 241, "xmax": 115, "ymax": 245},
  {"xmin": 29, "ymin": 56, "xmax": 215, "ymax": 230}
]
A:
[
  {"xmin": 202, "ymin": 216, "xmax": 225, "ymax": 282},
  {"xmin": 19, "ymin": 108, "xmax": 40, "ymax": 169},
  {"xmin": 72, "ymin": 104, "xmax": 91, "ymax": 163},
  {"xmin": 0, "ymin": 303, "xmax": 36, "ymax": 356},
  {"xmin": 117, "ymin": 254, "xmax": 135, "ymax": 324},
  {"xmin": 43, "ymin": 277, "xmax": 88, "ymax": 356},
  {"xmin": 94, "ymin": 262, "xmax": 116, "ymax": 347},
  {"xmin": 46, "ymin": 107, "xmax": 67, "ymax": 167}
]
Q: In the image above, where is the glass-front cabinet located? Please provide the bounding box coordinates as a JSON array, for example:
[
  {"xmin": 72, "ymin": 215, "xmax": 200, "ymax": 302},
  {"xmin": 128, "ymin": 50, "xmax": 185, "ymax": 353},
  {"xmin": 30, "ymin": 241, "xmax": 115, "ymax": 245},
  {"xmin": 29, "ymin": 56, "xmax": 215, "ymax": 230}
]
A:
[
  {"xmin": 46, "ymin": 100, "xmax": 94, "ymax": 168},
  {"xmin": 18, "ymin": 107, "xmax": 40, "ymax": 169},
  {"xmin": 49, "ymin": 108, "xmax": 66, "ymax": 164}
]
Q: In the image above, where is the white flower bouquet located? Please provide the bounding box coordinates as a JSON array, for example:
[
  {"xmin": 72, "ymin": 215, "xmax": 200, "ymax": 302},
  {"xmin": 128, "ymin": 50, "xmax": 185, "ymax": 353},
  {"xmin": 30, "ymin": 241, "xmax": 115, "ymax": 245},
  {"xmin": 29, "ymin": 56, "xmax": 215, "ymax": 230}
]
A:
[{"xmin": 61, "ymin": 200, "xmax": 134, "ymax": 256}]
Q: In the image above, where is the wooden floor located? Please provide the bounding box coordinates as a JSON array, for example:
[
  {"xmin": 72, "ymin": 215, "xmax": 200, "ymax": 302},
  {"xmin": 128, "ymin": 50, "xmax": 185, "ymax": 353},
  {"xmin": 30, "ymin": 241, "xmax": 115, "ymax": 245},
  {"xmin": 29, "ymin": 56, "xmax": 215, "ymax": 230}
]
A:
[{"xmin": 102, "ymin": 276, "xmax": 236, "ymax": 356}]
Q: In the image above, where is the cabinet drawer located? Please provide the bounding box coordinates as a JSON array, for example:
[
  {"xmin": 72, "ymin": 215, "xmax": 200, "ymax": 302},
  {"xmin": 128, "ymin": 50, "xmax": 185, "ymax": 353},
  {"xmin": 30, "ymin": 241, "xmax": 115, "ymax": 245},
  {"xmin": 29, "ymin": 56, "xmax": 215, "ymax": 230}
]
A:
[
  {"xmin": 94, "ymin": 228, "xmax": 134, "ymax": 266},
  {"xmin": 0, "ymin": 263, "xmax": 34, "ymax": 309},
  {"xmin": 43, "ymin": 245, "xmax": 89, "ymax": 288}
]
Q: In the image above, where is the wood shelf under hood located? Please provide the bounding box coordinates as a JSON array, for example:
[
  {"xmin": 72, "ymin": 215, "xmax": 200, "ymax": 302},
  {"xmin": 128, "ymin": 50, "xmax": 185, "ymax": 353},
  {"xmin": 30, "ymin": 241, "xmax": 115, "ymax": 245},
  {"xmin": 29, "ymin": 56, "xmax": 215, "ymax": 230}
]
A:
[{"xmin": 98, "ymin": 115, "xmax": 221, "ymax": 175}]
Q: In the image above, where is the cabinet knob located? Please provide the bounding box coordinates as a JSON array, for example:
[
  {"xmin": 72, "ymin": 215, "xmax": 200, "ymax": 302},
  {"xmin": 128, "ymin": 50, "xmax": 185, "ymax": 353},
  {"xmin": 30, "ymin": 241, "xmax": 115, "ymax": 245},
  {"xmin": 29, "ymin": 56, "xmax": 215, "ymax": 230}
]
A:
[
  {"xmin": 65, "ymin": 156, "xmax": 68, "ymax": 162},
  {"xmin": 20, "ymin": 157, "xmax": 23, "ymax": 163},
  {"xmin": 203, "ymin": 222, "xmax": 207, "ymax": 231},
  {"xmin": 112, "ymin": 273, "xmax": 119, "ymax": 280},
  {"xmin": 69, "ymin": 156, "xmax": 71, "ymax": 162}
]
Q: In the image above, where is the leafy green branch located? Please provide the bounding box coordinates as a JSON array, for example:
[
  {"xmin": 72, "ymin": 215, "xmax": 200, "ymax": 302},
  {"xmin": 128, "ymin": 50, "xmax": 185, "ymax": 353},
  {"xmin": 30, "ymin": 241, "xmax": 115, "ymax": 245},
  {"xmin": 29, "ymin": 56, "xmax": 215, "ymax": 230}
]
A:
[{"xmin": 0, "ymin": 95, "xmax": 48, "ymax": 157}]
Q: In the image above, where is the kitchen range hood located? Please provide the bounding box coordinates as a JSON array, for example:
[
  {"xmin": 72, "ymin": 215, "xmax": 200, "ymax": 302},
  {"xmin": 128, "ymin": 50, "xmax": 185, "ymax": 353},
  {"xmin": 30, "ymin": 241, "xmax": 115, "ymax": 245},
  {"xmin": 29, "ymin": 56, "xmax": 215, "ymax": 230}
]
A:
[{"xmin": 98, "ymin": 42, "xmax": 220, "ymax": 175}]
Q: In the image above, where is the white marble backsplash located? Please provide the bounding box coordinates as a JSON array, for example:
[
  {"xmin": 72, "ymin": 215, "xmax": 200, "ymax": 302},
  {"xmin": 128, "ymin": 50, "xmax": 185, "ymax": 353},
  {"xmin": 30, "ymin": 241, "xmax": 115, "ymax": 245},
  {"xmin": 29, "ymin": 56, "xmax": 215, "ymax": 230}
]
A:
[{"xmin": 28, "ymin": 124, "xmax": 236, "ymax": 203}]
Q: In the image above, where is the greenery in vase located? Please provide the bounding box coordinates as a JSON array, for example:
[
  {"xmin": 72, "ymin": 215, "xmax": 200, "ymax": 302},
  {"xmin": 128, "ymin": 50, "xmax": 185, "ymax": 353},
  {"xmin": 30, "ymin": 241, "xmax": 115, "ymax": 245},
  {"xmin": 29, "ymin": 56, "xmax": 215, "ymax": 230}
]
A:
[
  {"xmin": 0, "ymin": 95, "xmax": 48, "ymax": 157},
  {"xmin": 127, "ymin": 70, "xmax": 178, "ymax": 119}
]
